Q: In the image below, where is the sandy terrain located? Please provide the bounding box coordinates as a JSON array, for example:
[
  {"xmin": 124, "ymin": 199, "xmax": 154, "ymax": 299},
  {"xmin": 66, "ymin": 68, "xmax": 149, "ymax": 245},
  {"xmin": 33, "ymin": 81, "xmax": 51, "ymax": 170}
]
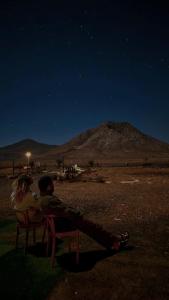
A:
[{"xmin": 1, "ymin": 167, "xmax": 169, "ymax": 300}]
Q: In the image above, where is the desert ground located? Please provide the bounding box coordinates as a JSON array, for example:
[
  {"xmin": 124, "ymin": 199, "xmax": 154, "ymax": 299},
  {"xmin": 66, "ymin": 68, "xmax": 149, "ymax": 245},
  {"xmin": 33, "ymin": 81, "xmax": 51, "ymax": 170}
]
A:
[{"xmin": 1, "ymin": 166, "xmax": 169, "ymax": 300}]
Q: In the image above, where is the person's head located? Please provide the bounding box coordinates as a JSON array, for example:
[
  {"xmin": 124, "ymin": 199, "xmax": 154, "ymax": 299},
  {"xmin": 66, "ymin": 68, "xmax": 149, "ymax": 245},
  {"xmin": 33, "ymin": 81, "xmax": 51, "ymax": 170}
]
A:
[
  {"xmin": 15, "ymin": 175, "xmax": 33, "ymax": 203},
  {"xmin": 17, "ymin": 174, "xmax": 33, "ymax": 192},
  {"xmin": 38, "ymin": 176, "xmax": 54, "ymax": 196}
]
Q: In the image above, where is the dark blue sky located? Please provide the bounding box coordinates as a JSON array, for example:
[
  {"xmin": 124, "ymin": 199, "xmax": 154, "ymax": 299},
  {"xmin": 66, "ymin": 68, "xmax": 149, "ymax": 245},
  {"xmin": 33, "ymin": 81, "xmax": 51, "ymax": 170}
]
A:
[{"xmin": 1, "ymin": 0, "xmax": 169, "ymax": 146}]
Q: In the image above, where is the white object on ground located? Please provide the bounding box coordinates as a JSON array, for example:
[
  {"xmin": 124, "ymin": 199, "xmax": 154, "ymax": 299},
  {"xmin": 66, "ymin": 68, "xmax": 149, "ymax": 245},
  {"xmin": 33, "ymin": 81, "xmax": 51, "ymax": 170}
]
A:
[{"xmin": 120, "ymin": 179, "xmax": 139, "ymax": 184}]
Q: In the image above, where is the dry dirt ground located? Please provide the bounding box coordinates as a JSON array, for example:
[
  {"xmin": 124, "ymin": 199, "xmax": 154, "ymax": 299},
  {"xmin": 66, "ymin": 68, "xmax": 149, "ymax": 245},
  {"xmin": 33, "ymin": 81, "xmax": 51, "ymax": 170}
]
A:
[{"xmin": 1, "ymin": 167, "xmax": 169, "ymax": 300}]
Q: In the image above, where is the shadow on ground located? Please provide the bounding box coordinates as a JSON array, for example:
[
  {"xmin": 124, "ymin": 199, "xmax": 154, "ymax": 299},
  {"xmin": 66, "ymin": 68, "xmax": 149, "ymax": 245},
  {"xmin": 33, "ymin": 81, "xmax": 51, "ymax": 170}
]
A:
[
  {"xmin": 58, "ymin": 246, "xmax": 134, "ymax": 272},
  {"xmin": 0, "ymin": 242, "xmax": 62, "ymax": 300},
  {"xmin": 28, "ymin": 242, "xmax": 134, "ymax": 273},
  {"xmin": 58, "ymin": 249, "xmax": 116, "ymax": 272}
]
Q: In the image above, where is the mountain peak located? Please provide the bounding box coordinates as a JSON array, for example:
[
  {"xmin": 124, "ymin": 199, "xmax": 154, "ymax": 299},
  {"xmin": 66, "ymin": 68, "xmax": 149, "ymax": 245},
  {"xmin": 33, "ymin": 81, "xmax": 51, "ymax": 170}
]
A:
[
  {"xmin": 98, "ymin": 121, "xmax": 139, "ymax": 134},
  {"xmin": 15, "ymin": 138, "xmax": 39, "ymax": 145},
  {"xmin": 63, "ymin": 121, "xmax": 169, "ymax": 157},
  {"xmin": 100, "ymin": 121, "xmax": 134, "ymax": 129}
]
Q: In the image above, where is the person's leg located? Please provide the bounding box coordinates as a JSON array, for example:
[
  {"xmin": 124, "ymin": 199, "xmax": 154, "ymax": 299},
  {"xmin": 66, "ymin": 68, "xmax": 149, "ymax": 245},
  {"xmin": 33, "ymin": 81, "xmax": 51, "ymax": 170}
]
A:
[
  {"xmin": 67, "ymin": 214, "xmax": 128, "ymax": 250},
  {"xmin": 55, "ymin": 217, "xmax": 76, "ymax": 232},
  {"xmin": 46, "ymin": 209, "xmax": 129, "ymax": 250}
]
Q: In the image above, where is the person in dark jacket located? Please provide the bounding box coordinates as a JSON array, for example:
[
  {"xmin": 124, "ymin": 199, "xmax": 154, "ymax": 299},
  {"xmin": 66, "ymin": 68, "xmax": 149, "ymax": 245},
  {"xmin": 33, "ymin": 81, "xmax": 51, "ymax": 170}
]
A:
[{"xmin": 38, "ymin": 175, "xmax": 129, "ymax": 250}]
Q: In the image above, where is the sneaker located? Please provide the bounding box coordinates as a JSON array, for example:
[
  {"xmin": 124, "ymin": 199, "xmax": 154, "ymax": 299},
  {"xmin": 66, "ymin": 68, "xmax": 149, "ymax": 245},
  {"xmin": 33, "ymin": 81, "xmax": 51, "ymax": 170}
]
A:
[
  {"xmin": 119, "ymin": 231, "xmax": 129, "ymax": 248},
  {"xmin": 111, "ymin": 232, "xmax": 129, "ymax": 251}
]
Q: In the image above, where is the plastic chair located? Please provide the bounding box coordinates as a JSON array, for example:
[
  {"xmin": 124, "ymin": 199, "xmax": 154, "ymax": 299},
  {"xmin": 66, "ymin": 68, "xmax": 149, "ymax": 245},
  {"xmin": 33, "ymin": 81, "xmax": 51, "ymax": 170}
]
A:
[
  {"xmin": 15, "ymin": 209, "xmax": 45, "ymax": 254},
  {"xmin": 44, "ymin": 214, "xmax": 80, "ymax": 267}
]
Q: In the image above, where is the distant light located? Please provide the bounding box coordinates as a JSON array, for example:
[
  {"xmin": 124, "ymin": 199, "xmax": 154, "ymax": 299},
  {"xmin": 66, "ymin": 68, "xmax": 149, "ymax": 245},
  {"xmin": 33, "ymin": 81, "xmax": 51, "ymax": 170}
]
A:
[{"xmin": 25, "ymin": 152, "xmax": 31, "ymax": 158}]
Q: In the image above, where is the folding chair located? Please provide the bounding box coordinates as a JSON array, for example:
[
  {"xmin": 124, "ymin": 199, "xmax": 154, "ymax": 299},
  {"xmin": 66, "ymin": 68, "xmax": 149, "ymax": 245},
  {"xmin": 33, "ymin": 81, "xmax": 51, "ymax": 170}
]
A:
[
  {"xmin": 15, "ymin": 209, "xmax": 45, "ymax": 254},
  {"xmin": 44, "ymin": 214, "xmax": 80, "ymax": 267}
]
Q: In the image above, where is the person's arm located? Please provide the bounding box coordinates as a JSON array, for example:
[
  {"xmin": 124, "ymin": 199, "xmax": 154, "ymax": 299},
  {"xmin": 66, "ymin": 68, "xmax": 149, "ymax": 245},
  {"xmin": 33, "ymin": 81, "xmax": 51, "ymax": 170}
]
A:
[
  {"xmin": 10, "ymin": 191, "xmax": 16, "ymax": 208},
  {"xmin": 44, "ymin": 195, "xmax": 67, "ymax": 210},
  {"xmin": 40, "ymin": 195, "xmax": 82, "ymax": 217},
  {"xmin": 51, "ymin": 196, "xmax": 82, "ymax": 216}
]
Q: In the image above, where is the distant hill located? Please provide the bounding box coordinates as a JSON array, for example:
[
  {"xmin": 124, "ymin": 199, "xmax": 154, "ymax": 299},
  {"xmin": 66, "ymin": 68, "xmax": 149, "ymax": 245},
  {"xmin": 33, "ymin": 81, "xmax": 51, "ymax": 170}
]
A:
[
  {"xmin": 1, "ymin": 122, "xmax": 169, "ymax": 163},
  {"xmin": 0, "ymin": 139, "xmax": 57, "ymax": 160}
]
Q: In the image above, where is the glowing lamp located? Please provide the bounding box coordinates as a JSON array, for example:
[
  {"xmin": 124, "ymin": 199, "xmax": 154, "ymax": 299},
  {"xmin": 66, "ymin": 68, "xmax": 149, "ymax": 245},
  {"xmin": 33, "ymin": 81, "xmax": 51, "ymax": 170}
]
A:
[{"xmin": 25, "ymin": 152, "xmax": 32, "ymax": 167}]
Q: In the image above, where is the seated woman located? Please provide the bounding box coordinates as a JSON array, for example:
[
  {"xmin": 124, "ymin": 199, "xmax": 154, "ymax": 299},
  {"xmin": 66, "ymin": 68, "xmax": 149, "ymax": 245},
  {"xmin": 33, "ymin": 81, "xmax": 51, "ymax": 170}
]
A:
[{"xmin": 11, "ymin": 175, "xmax": 42, "ymax": 223}]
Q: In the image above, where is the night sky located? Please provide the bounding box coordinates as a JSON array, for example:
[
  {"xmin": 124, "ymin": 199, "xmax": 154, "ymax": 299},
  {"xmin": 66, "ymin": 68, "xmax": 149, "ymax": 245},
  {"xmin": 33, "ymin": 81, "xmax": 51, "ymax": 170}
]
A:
[{"xmin": 1, "ymin": 0, "xmax": 169, "ymax": 146}]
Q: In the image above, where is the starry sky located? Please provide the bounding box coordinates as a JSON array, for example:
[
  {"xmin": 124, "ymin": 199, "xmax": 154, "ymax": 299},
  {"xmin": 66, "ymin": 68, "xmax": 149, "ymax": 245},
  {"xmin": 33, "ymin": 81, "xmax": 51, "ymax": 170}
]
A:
[{"xmin": 1, "ymin": 0, "xmax": 169, "ymax": 147}]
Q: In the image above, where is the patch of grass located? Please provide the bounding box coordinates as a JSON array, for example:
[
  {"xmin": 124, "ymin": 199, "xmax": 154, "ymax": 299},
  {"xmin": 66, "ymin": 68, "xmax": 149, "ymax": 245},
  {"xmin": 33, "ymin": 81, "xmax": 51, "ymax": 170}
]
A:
[
  {"xmin": 0, "ymin": 218, "xmax": 16, "ymax": 232},
  {"xmin": 0, "ymin": 219, "xmax": 17, "ymax": 243},
  {"xmin": 0, "ymin": 220, "xmax": 64, "ymax": 300},
  {"xmin": 0, "ymin": 240, "xmax": 14, "ymax": 256}
]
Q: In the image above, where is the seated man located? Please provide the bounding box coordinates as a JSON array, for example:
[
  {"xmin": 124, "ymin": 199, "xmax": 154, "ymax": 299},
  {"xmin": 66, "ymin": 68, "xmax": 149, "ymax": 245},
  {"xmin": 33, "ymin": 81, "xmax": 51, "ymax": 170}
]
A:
[{"xmin": 38, "ymin": 175, "xmax": 129, "ymax": 250}]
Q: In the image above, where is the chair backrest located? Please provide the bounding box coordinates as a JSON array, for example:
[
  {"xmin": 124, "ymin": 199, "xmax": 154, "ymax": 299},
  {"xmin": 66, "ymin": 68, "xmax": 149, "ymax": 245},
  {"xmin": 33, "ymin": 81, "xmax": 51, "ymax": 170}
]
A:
[{"xmin": 45, "ymin": 214, "xmax": 56, "ymax": 235}]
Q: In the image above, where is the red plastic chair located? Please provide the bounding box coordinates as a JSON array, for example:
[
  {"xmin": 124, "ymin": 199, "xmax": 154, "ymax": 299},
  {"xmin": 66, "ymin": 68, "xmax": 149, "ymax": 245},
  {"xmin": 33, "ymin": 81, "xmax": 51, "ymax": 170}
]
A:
[
  {"xmin": 15, "ymin": 209, "xmax": 45, "ymax": 254},
  {"xmin": 44, "ymin": 214, "xmax": 80, "ymax": 268}
]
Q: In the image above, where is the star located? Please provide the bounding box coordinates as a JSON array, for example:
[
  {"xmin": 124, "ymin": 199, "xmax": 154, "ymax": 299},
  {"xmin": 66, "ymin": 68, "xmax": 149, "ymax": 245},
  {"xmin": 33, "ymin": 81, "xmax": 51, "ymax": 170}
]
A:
[
  {"xmin": 9, "ymin": 122, "xmax": 15, "ymax": 128},
  {"xmin": 79, "ymin": 73, "xmax": 83, "ymax": 79},
  {"xmin": 18, "ymin": 26, "xmax": 25, "ymax": 32},
  {"xmin": 39, "ymin": 25, "xmax": 46, "ymax": 31},
  {"xmin": 66, "ymin": 40, "xmax": 72, "ymax": 47},
  {"xmin": 57, "ymin": 82, "xmax": 63, "ymax": 87},
  {"xmin": 97, "ymin": 50, "xmax": 103, "ymax": 55},
  {"xmin": 144, "ymin": 63, "xmax": 153, "ymax": 69},
  {"xmin": 80, "ymin": 24, "xmax": 84, "ymax": 31}
]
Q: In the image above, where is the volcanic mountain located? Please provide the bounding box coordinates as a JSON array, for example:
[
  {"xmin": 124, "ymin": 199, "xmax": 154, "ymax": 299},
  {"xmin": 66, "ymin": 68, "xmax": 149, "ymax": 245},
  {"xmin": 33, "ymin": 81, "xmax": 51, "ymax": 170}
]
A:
[
  {"xmin": 45, "ymin": 122, "xmax": 169, "ymax": 162},
  {"xmin": 1, "ymin": 122, "xmax": 169, "ymax": 162}
]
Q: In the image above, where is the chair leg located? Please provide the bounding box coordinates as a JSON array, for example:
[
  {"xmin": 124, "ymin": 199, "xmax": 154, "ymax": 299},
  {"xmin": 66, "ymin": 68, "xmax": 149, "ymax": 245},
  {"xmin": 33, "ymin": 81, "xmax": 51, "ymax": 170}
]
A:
[
  {"xmin": 51, "ymin": 238, "xmax": 56, "ymax": 268},
  {"xmin": 25, "ymin": 229, "xmax": 29, "ymax": 254},
  {"xmin": 46, "ymin": 231, "xmax": 50, "ymax": 256},
  {"xmin": 76, "ymin": 232, "xmax": 80, "ymax": 264},
  {"xmin": 42, "ymin": 225, "xmax": 46, "ymax": 244},
  {"xmin": 16, "ymin": 226, "xmax": 19, "ymax": 249},
  {"xmin": 33, "ymin": 228, "xmax": 36, "ymax": 244},
  {"xmin": 68, "ymin": 240, "xmax": 71, "ymax": 253}
]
